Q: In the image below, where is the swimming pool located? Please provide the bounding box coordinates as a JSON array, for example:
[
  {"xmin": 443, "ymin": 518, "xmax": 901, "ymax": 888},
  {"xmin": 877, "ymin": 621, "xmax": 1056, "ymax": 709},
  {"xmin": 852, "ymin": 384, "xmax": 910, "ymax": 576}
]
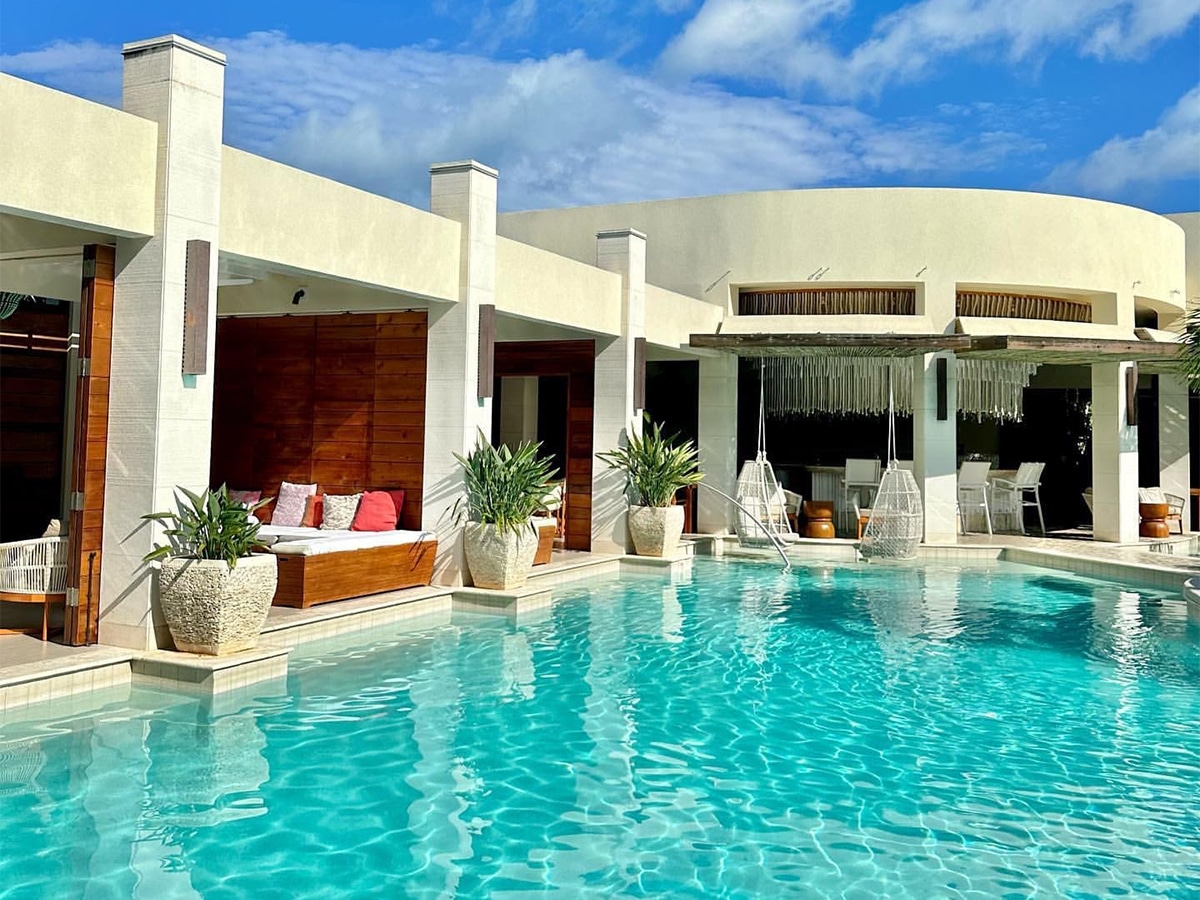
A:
[{"xmin": 3, "ymin": 558, "xmax": 1199, "ymax": 898}]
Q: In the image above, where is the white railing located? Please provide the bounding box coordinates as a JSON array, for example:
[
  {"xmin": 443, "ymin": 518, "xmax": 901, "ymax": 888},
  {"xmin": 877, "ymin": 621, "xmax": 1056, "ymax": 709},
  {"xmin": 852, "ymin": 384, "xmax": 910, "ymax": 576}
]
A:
[{"xmin": 0, "ymin": 537, "xmax": 69, "ymax": 595}]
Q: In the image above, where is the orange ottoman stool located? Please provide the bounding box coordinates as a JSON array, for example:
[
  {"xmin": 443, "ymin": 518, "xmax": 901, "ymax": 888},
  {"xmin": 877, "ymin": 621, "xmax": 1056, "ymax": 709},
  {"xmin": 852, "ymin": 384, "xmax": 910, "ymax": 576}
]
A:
[{"xmin": 802, "ymin": 501, "xmax": 836, "ymax": 539}]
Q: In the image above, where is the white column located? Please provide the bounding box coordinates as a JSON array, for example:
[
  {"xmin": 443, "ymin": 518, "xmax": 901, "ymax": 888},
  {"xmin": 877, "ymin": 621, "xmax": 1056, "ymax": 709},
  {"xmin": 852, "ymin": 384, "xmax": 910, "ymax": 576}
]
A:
[
  {"xmin": 1091, "ymin": 362, "xmax": 1139, "ymax": 543},
  {"xmin": 912, "ymin": 352, "xmax": 958, "ymax": 544},
  {"xmin": 1159, "ymin": 374, "xmax": 1191, "ymax": 532},
  {"xmin": 100, "ymin": 36, "xmax": 225, "ymax": 650},
  {"xmin": 498, "ymin": 376, "xmax": 538, "ymax": 449},
  {"xmin": 697, "ymin": 353, "xmax": 738, "ymax": 533},
  {"xmin": 591, "ymin": 229, "xmax": 646, "ymax": 554},
  {"xmin": 423, "ymin": 160, "xmax": 497, "ymax": 584}
]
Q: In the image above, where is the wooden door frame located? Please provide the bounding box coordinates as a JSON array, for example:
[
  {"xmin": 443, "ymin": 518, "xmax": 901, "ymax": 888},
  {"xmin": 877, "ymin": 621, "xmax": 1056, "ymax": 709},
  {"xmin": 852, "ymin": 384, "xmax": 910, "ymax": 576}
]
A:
[
  {"xmin": 493, "ymin": 340, "xmax": 595, "ymax": 552},
  {"xmin": 63, "ymin": 244, "xmax": 114, "ymax": 646}
]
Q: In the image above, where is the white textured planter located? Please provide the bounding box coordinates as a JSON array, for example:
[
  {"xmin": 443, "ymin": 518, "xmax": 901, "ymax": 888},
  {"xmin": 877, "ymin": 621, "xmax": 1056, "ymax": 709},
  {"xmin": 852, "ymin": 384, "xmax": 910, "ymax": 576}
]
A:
[
  {"xmin": 628, "ymin": 505, "xmax": 685, "ymax": 558},
  {"xmin": 464, "ymin": 522, "xmax": 538, "ymax": 590},
  {"xmin": 159, "ymin": 554, "xmax": 278, "ymax": 656}
]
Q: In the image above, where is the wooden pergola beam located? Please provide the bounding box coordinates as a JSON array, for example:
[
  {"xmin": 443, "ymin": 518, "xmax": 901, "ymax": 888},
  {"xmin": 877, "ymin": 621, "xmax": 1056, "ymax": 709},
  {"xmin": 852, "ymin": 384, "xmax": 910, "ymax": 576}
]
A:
[
  {"xmin": 687, "ymin": 333, "xmax": 970, "ymax": 357},
  {"xmin": 960, "ymin": 335, "xmax": 1183, "ymax": 365},
  {"xmin": 688, "ymin": 331, "xmax": 1184, "ymax": 366}
]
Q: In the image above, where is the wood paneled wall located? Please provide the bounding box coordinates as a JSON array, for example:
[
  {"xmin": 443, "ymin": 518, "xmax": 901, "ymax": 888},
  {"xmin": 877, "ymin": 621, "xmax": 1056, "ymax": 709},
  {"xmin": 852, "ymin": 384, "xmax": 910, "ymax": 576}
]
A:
[
  {"xmin": 65, "ymin": 244, "xmax": 115, "ymax": 646},
  {"xmin": 211, "ymin": 312, "xmax": 428, "ymax": 530}
]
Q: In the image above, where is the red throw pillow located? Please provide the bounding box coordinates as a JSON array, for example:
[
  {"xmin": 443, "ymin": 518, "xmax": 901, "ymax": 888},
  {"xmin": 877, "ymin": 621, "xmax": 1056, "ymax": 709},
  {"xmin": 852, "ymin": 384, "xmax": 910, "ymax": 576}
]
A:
[
  {"xmin": 385, "ymin": 489, "xmax": 406, "ymax": 524},
  {"xmin": 352, "ymin": 491, "xmax": 399, "ymax": 532},
  {"xmin": 301, "ymin": 494, "xmax": 324, "ymax": 528}
]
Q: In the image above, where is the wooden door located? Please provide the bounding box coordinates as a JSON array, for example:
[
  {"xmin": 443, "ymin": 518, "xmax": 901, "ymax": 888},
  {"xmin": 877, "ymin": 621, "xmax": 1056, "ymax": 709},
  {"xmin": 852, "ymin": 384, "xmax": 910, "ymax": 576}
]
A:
[{"xmin": 62, "ymin": 245, "xmax": 114, "ymax": 646}]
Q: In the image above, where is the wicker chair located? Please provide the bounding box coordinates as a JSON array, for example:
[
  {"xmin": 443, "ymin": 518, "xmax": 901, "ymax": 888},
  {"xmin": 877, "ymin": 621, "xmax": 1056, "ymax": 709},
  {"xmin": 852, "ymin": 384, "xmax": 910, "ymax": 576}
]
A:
[{"xmin": 0, "ymin": 537, "xmax": 69, "ymax": 640}]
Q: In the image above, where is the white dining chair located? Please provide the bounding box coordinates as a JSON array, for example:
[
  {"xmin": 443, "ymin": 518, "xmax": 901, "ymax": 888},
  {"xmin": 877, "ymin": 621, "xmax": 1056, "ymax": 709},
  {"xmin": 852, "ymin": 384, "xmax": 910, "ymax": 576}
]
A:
[
  {"xmin": 957, "ymin": 460, "xmax": 993, "ymax": 536},
  {"xmin": 842, "ymin": 458, "xmax": 881, "ymax": 510},
  {"xmin": 990, "ymin": 462, "xmax": 1046, "ymax": 535}
]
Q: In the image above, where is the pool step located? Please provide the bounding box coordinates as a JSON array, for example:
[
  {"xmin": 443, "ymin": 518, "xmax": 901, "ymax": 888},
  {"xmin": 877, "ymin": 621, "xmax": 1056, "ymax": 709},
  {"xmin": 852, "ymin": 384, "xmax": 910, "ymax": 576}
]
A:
[
  {"xmin": 0, "ymin": 646, "xmax": 132, "ymax": 716},
  {"xmin": 131, "ymin": 645, "xmax": 291, "ymax": 696}
]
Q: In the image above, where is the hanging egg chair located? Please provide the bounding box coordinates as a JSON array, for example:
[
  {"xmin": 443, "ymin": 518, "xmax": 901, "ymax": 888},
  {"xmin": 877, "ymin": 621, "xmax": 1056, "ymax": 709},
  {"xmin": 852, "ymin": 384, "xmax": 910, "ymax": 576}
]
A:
[
  {"xmin": 860, "ymin": 368, "xmax": 923, "ymax": 560},
  {"xmin": 735, "ymin": 360, "xmax": 794, "ymax": 546}
]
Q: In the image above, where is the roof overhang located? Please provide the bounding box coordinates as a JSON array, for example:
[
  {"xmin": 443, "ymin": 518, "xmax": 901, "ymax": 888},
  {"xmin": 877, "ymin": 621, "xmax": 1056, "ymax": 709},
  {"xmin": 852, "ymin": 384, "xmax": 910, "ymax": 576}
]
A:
[{"xmin": 689, "ymin": 331, "xmax": 1184, "ymax": 369}]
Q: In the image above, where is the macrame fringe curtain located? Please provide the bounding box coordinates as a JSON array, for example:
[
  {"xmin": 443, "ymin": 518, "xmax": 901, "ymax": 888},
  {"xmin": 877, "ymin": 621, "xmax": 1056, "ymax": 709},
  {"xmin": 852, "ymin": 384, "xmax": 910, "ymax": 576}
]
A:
[{"xmin": 762, "ymin": 356, "xmax": 1037, "ymax": 422}]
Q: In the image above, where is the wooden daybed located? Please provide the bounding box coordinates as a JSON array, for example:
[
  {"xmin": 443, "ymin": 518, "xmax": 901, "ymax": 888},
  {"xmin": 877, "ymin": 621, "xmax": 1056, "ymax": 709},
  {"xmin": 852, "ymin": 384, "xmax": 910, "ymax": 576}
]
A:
[{"xmin": 259, "ymin": 527, "xmax": 437, "ymax": 609}]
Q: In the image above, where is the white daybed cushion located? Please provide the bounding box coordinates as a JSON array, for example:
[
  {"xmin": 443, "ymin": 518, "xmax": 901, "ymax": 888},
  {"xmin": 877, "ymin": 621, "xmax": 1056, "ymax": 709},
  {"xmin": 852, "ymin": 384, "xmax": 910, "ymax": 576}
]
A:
[
  {"xmin": 257, "ymin": 525, "xmax": 354, "ymax": 546},
  {"xmin": 531, "ymin": 517, "xmax": 557, "ymax": 530},
  {"xmin": 269, "ymin": 529, "xmax": 434, "ymax": 557}
]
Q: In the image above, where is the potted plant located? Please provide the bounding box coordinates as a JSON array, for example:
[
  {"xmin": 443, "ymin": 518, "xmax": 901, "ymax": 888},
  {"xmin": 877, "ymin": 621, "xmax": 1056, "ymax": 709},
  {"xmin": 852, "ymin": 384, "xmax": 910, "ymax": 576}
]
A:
[
  {"xmin": 599, "ymin": 419, "xmax": 704, "ymax": 557},
  {"xmin": 454, "ymin": 435, "xmax": 556, "ymax": 590},
  {"xmin": 143, "ymin": 485, "xmax": 277, "ymax": 655}
]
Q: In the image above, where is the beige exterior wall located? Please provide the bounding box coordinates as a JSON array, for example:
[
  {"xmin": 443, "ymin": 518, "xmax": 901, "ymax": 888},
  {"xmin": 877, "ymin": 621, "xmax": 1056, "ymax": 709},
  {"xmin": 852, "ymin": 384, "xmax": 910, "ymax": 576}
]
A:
[
  {"xmin": 644, "ymin": 284, "xmax": 724, "ymax": 350},
  {"xmin": 494, "ymin": 236, "xmax": 622, "ymax": 335},
  {"xmin": 0, "ymin": 73, "xmax": 157, "ymax": 237},
  {"xmin": 500, "ymin": 188, "xmax": 1189, "ymax": 334},
  {"xmin": 219, "ymin": 147, "xmax": 462, "ymax": 302},
  {"xmin": 1166, "ymin": 213, "xmax": 1200, "ymax": 313}
]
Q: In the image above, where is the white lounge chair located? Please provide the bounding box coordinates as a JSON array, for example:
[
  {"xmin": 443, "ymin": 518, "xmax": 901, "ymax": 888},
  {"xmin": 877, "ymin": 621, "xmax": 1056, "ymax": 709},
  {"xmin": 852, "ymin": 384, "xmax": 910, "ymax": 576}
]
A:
[
  {"xmin": 0, "ymin": 536, "xmax": 69, "ymax": 640},
  {"xmin": 991, "ymin": 462, "xmax": 1046, "ymax": 536},
  {"xmin": 540, "ymin": 483, "xmax": 565, "ymax": 537},
  {"xmin": 957, "ymin": 460, "xmax": 993, "ymax": 536},
  {"xmin": 782, "ymin": 489, "xmax": 803, "ymax": 533}
]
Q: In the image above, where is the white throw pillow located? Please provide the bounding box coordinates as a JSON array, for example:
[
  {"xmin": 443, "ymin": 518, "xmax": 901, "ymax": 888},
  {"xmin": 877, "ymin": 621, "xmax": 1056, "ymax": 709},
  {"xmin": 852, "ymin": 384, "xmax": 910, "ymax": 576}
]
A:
[{"xmin": 321, "ymin": 493, "xmax": 363, "ymax": 531}]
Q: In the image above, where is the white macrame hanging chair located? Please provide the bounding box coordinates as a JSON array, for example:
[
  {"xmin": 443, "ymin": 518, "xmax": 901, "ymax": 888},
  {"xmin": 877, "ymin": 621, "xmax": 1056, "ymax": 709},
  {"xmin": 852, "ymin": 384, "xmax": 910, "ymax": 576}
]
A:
[
  {"xmin": 860, "ymin": 369, "xmax": 924, "ymax": 561},
  {"xmin": 736, "ymin": 360, "xmax": 793, "ymax": 546}
]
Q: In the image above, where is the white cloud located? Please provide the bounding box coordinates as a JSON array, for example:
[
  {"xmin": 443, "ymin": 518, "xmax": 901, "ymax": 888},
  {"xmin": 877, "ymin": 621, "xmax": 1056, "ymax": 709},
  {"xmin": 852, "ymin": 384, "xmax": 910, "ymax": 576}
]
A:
[
  {"xmin": 473, "ymin": 0, "xmax": 540, "ymax": 52},
  {"xmin": 0, "ymin": 39, "xmax": 121, "ymax": 103},
  {"xmin": 0, "ymin": 31, "xmax": 1025, "ymax": 210},
  {"xmin": 1047, "ymin": 86, "xmax": 1200, "ymax": 197},
  {"xmin": 660, "ymin": 0, "xmax": 1200, "ymax": 98}
]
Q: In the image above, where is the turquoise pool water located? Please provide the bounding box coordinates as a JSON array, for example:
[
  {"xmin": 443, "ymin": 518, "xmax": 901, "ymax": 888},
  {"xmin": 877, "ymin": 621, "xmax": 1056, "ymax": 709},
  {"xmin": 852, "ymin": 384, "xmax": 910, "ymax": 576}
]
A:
[{"xmin": 2, "ymin": 559, "xmax": 1199, "ymax": 898}]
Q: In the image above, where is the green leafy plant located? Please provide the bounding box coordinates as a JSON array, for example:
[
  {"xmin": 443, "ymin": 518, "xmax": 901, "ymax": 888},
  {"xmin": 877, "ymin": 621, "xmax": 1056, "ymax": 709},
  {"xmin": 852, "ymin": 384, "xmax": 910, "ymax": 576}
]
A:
[
  {"xmin": 599, "ymin": 418, "xmax": 703, "ymax": 508},
  {"xmin": 142, "ymin": 484, "xmax": 269, "ymax": 568},
  {"xmin": 454, "ymin": 434, "xmax": 558, "ymax": 535}
]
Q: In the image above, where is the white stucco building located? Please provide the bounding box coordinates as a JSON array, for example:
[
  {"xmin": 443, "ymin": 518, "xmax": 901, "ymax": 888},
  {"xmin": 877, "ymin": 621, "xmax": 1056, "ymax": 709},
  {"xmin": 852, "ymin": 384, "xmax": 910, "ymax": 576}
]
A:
[{"xmin": 0, "ymin": 36, "xmax": 1195, "ymax": 651}]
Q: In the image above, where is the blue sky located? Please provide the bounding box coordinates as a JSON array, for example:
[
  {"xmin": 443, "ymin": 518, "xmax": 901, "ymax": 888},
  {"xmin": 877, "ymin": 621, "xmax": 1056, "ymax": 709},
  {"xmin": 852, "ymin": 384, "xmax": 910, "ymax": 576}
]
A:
[{"xmin": 2, "ymin": 0, "xmax": 1197, "ymax": 213}]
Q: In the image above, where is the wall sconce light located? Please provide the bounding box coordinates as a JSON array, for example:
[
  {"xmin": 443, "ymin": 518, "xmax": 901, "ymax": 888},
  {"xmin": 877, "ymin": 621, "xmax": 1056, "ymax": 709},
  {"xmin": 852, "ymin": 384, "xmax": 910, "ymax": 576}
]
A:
[
  {"xmin": 291, "ymin": 288, "xmax": 306, "ymax": 305},
  {"xmin": 936, "ymin": 357, "xmax": 948, "ymax": 420}
]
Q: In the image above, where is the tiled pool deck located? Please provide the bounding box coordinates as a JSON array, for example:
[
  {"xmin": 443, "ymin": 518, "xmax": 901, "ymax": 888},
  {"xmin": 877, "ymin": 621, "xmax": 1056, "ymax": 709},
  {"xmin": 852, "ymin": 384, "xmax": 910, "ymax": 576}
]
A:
[{"xmin": 2, "ymin": 536, "xmax": 1197, "ymax": 720}]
